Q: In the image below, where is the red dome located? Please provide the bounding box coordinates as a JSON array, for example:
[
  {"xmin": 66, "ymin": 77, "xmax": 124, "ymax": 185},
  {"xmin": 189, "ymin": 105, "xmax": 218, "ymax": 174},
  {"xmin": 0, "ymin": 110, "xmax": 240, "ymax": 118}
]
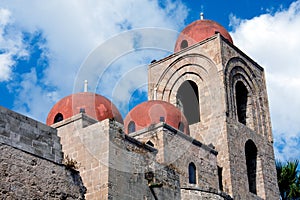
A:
[
  {"xmin": 174, "ymin": 19, "xmax": 233, "ymax": 52},
  {"xmin": 46, "ymin": 92, "xmax": 123, "ymax": 125},
  {"xmin": 124, "ymin": 100, "xmax": 189, "ymax": 135}
]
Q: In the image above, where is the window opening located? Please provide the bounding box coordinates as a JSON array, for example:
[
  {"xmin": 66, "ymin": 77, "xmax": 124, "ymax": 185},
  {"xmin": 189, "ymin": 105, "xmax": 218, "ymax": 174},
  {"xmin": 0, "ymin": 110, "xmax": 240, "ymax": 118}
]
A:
[
  {"xmin": 188, "ymin": 162, "xmax": 197, "ymax": 184},
  {"xmin": 128, "ymin": 121, "xmax": 136, "ymax": 133},
  {"xmin": 235, "ymin": 81, "xmax": 248, "ymax": 125},
  {"xmin": 178, "ymin": 122, "xmax": 184, "ymax": 132},
  {"xmin": 159, "ymin": 116, "xmax": 165, "ymax": 122},
  {"xmin": 218, "ymin": 166, "xmax": 223, "ymax": 191},
  {"xmin": 177, "ymin": 80, "xmax": 200, "ymax": 124},
  {"xmin": 146, "ymin": 140, "xmax": 154, "ymax": 147},
  {"xmin": 54, "ymin": 113, "xmax": 63, "ymax": 123},
  {"xmin": 181, "ymin": 40, "xmax": 188, "ymax": 49},
  {"xmin": 245, "ymin": 140, "xmax": 257, "ymax": 194},
  {"xmin": 79, "ymin": 108, "xmax": 85, "ymax": 113}
]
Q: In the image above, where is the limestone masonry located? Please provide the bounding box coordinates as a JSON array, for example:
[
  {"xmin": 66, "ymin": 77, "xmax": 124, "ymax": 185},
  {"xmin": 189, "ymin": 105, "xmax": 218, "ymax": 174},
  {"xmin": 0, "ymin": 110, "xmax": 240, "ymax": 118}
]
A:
[{"xmin": 0, "ymin": 19, "xmax": 279, "ymax": 199}]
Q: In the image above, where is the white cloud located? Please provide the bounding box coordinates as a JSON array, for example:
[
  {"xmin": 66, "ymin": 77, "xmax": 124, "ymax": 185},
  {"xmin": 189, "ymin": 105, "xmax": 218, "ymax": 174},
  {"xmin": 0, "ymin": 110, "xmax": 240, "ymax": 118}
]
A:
[
  {"xmin": 0, "ymin": 0, "xmax": 188, "ymax": 121},
  {"xmin": 0, "ymin": 8, "xmax": 28, "ymax": 81},
  {"xmin": 230, "ymin": 0, "xmax": 300, "ymax": 161},
  {"xmin": 12, "ymin": 68, "xmax": 59, "ymax": 121}
]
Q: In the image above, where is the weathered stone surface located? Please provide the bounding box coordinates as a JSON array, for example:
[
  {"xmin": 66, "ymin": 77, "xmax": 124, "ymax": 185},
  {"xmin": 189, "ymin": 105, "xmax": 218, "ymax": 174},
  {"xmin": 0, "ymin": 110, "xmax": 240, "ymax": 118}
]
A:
[
  {"xmin": 148, "ymin": 34, "xmax": 279, "ymax": 199},
  {"xmin": 0, "ymin": 143, "xmax": 86, "ymax": 199},
  {"xmin": 0, "ymin": 23, "xmax": 280, "ymax": 200},
  {"xmin": 0, "ymin": 106, "xmax": 63, "ymax": 163}
]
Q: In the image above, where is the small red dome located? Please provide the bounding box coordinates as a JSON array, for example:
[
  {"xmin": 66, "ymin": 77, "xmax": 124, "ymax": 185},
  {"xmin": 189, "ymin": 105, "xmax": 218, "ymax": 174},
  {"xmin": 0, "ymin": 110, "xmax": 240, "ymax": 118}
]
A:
[
  {"xmin": 174, "ymin": 19, "xmax": 233, "ymax": 52},
  {"xmin": 46, "ymin": 92, "xmax": 123, "ymax": 125},
  {"xmin": 124, "ymin": 100, "xmax": 189, "ymax": 135}
]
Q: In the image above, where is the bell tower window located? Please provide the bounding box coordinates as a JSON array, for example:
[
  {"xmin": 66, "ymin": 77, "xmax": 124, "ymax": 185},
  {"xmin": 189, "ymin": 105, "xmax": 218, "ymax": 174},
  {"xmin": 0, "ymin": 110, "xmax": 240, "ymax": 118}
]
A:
[
  {"xmin": 235, "ymin": 81, "xmax": 248, "ymax": 125},
  {"xmin": 176, "ymin": 80, "xmax": 200, "ymax": 125},
  {"xmin": 245, "ymin": 140, "xmax": 257, "ymax": 194}
]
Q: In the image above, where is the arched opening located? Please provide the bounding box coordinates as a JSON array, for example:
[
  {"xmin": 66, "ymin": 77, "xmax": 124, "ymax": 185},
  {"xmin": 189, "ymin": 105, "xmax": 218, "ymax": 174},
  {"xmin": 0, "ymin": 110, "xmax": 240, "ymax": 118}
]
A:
[
  {"xmin": 218, "ymin": 166, "xmax": 223, "ymax": 191},
  {"xmin": 188, "ymin": 162, "xmax": 197, "ymax": 184},
  {"xmin": 176, "ymin": 80, "xmax": 200, "ymax": 125},
  {"xmin": 178, "ymin": 122, "xmax": 184, "ymax": 132},
  {"xmin": 54, "ymin": 113, "xmax": 63, "ymax": 123},
  {"xmin": 128, "ymin": 121, "xmax": 136, "ymax": 133},
  {"xmin": 235, "ymin": 81, "xmax": 248, "ymax": 125},
  {"xmin": 146, "ymin": 140, "xmax": 154, "ymax": 147},
  {"xmin": 245, "ymin": 140, "xmax": 257, "ymax": 194},
  {"xmin": 181, "ymin": 40, "xmax": 188, "ymax": 49}
]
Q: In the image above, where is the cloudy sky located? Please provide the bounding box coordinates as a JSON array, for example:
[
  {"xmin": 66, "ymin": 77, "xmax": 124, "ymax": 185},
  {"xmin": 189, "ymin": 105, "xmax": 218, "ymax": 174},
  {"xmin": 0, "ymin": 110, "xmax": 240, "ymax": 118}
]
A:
[{"xmin": 0, "ymin": 0, "xmax": 299, "ymax": 162}]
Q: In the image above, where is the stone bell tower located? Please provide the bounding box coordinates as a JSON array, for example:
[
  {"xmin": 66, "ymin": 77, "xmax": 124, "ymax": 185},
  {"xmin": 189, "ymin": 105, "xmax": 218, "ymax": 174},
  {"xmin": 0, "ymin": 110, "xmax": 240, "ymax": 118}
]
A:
[{"xmin": 148, "ymin": 18, "xmax": 279, "ymax": 199}]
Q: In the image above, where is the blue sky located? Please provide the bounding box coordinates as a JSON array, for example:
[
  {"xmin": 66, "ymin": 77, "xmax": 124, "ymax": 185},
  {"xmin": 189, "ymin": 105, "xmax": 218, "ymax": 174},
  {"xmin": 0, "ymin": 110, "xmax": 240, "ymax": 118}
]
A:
[{"xmin": 0, "ymin": 0, "xmax": 300, "ymax": 162}]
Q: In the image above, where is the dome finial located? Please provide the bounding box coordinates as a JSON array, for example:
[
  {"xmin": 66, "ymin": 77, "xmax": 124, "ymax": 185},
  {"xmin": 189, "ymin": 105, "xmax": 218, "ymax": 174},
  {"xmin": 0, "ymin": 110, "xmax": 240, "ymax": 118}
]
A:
[
  {"xmin": 200, "ymin": 12, "xmax": 204, "ymax": 20},
  {"xmin": 84, "ymin": 80, "xmax": 88, "ymax": 92}
]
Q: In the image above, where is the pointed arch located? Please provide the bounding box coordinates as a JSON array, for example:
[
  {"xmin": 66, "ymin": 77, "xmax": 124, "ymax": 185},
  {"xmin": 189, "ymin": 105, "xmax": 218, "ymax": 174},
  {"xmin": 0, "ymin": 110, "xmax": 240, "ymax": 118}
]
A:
[
  {"xmin": 224, "ymin": 57, "xmax": 261, "ymax": 132},
  {"xmin": 177, "ymin": 80, "xmax": 200, "ymax": 124}
]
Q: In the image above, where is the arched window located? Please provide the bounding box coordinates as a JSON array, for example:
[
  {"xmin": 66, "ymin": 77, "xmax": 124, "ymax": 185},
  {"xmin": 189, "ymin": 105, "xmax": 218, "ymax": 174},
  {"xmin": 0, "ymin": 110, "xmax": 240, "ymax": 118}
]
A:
[
  {"xmin": 235, "ymin": 81, "xmax": 248, "ymax": 125},
  {"xmin": 245, "ymin": 140, "xmax": 257, "ymax": 194},
  {"xmin": 177, "ymin": 80, "xmax": 200, "ymax": 125},
  {"xmin": 181, "ymin": 40, "xmax": 188, "ymax": 49},
  {"xmin": 128, "ymin": 121, "xmax": 136, "ymax": 133},
  {"xmin": 54, "ymin": 113, "xmax": 63, "ymax": 123},
  {"xmin": 178, "ymin": 122, "xmax": 184, "ymax": 132},
  {"xmin": 146, "ymin": 140, "xmax": 154, "ymax": 147},
  {"xmin": 188, "ymin": 162, "xmax": 196, "ymax": 184}
]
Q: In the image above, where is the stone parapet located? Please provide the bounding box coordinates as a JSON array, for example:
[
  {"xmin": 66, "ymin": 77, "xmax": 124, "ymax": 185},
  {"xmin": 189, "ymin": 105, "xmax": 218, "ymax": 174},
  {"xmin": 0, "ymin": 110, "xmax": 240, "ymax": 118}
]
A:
[
  {"xmin": 0, "ymin": 143, "xmax": 86, "ymax": 199},
  {"xmin": 0, "ymin": 106, "xmax": 63, "ymax": 163}
]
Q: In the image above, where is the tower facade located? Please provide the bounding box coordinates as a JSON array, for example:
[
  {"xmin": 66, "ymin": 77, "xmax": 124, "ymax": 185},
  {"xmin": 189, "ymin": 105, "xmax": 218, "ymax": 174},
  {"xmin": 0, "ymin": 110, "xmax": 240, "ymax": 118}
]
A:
[
  {"xmin": 148, "ymin": 19, "xmax": 279, "ymax": 199},
  {"xmin": 44, "ymin": 19, "xmax": 280, "ymax": 200}
]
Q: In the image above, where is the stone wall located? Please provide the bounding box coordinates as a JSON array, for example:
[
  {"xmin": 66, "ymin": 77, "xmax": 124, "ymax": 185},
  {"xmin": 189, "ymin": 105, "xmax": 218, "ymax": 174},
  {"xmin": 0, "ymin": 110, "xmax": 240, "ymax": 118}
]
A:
[
  {"xmin": 221, "ymin": 39, "xmax": 273, "ymax": 141},
  {"xmin": 54, "ymin": 114, "xmax": 183, "ymax": 199},
  {"xmin": 226, "ymin": 120, "xmax": 279, "ymax": 200},
  {"xmin": 131, "ymin": 123, "xmax": 220, "ymax": 191},
  {"xmin": 147, "ymin": 35, "xmax": 232, "ymax": 194},
  {"xmin": 109, "ymin": 125, "xmax": 181, "ymax": 200},
  {"xmin": 0, "ymin": 106, "xmax": 62, "ymax": 163},
  {"xmin": 0, "ymin": 143, "xmax": 86, "ymax": 199},
  {"xmin": 0, "ymin": 106, "xmax": 86, "ymax": 199},
  {"xmin": 147, "ymin": 34, "xmax": 279, "ymax": 199},
  {"xmin": 52, "ymin": 113, "xmax": 110, "ymax": 199},
  {"xmin": 181, "ymin": 188, "xmax": 232, "ymax": 200}
]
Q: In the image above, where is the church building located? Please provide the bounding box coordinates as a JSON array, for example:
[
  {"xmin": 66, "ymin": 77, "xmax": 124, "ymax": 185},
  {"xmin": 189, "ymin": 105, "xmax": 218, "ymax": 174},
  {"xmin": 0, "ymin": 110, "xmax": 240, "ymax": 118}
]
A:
[{"xmin": 0, "ymin": 17, "xmax": 280, "ymax": 200}]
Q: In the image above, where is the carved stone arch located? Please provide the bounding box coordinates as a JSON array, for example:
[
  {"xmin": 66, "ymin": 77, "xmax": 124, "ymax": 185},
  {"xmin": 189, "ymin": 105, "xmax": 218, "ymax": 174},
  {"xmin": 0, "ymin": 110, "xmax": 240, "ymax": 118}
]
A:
[
  {"xmin": 155, "ymin": 54, "xmax": 216, "ymax": 101},
  {"xmin": 169, "ymin": 74, "xmax": 202, "ymax": 124},
  {"xmin": 159, "ymin": 65, "xmax": 206, "ymax": 102},
  {"xmin": 231, "ymin": 71, "xmax": 258, "ymax": 131},
  {"xmin": 155, "ymin": 53, "xmax": 212, "ymax": 87},
  {"xmin": 168, "ymin": 73, "xmax": 202, "ymax": 105},
  {"xmin": 225, "ymin": 57, "xmax": 262, "ymax": 133},
  {"xmin": 153, "ymin": 53, "xmax": 220, "ymax": 129}
]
